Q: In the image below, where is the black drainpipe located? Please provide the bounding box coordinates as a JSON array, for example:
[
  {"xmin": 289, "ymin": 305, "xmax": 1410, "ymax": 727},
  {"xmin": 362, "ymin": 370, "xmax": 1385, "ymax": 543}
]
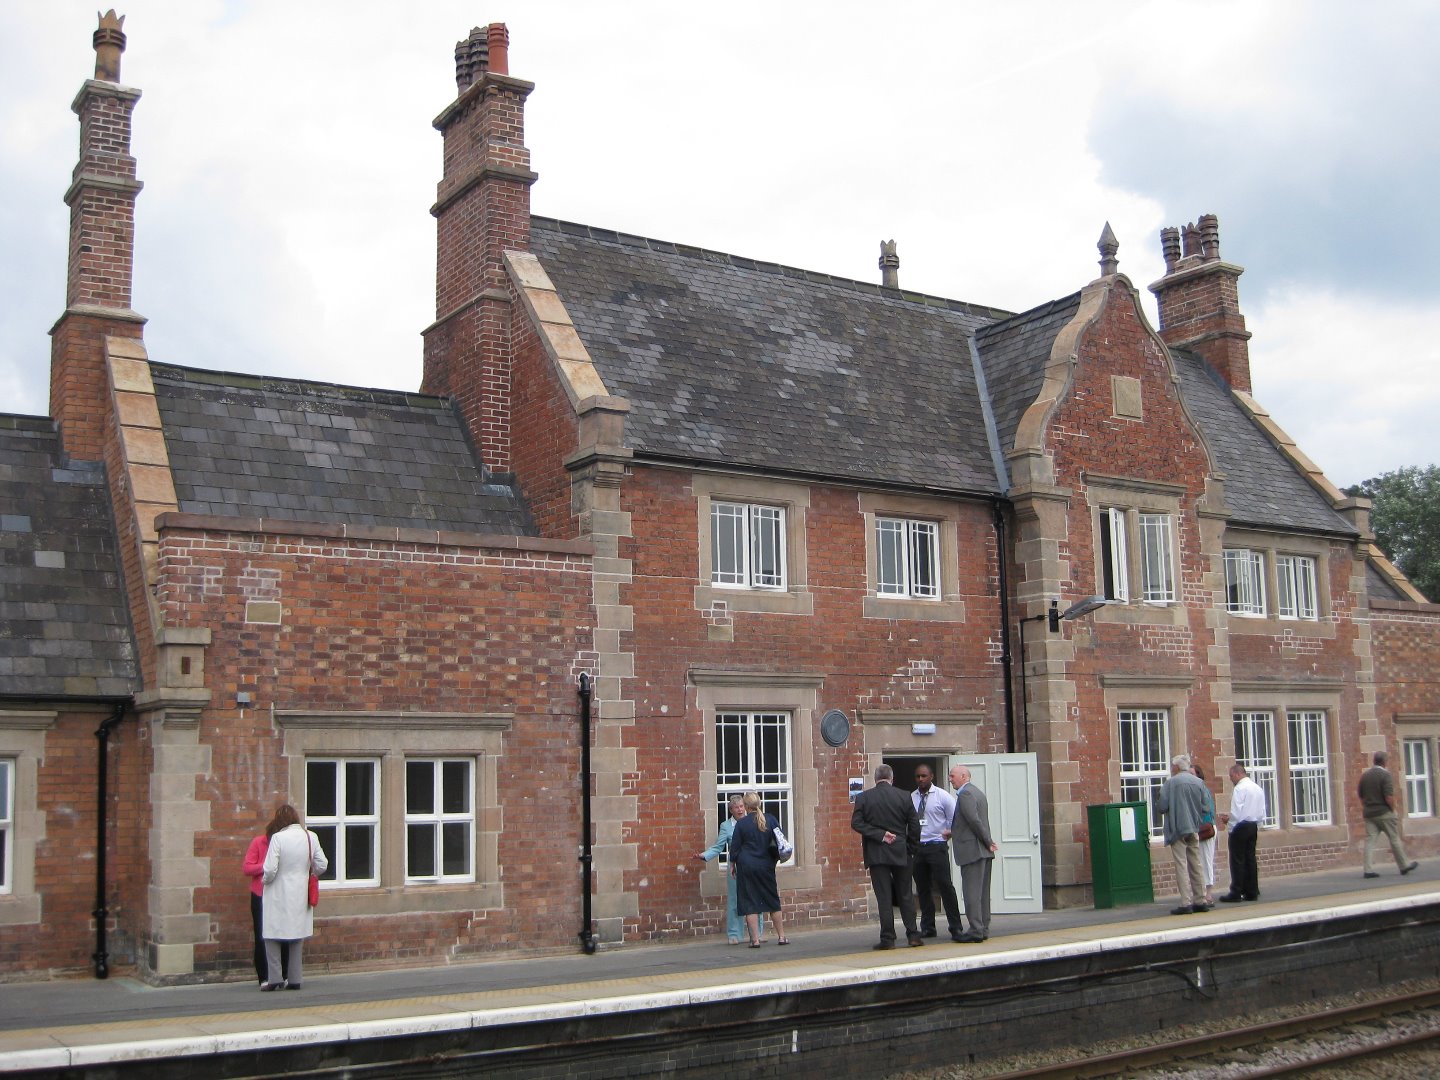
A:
[
  {"xmin": 992, "ymin": 500, "xmax": 1016, "ymax": 754},
  {"xmin": 93, "ymin": 702, "xmax": 128, "ymax": 978},
  {"xmin": 576, "ymin": 673, "xmax": 597, "ymax": 954}
]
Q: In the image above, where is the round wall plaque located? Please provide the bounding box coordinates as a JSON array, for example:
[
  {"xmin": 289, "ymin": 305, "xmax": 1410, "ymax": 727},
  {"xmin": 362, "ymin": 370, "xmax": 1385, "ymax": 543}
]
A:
[{"xmin": 820, "ymin": 708, "xmax": 850, "ymax": 747}]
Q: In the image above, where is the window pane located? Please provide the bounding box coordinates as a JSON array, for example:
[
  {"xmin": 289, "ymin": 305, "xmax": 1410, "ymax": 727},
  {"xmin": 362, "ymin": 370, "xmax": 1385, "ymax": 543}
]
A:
[
  {"xmin": 1276, "ymin": 555, "xmax": 1318, "ymax": 620},
  {"xmin": 442, "ymin": 761, "xmax": 470, "ymax": 814},
  {"xmin": 442, "ymin": 822, "xmax": 471, "ymax": 876},
  {"xmin": 407, "ymin": 760, "xmax": 434, "ymax": 814},
  {"xmin": 1404, "ymin": 739, "xmax": 1432, "ymax": 818},
  {"xmin": 312, "ymin": 824, "xmax": 337, "ymax": 881},
  {"xmin": 751, "ymin": 506, "xmax": 785, "ymax": 588},
  {"xmin": 306, "ymin": 761, "xmax": 337, "ymax": 818},
  {"xmin": 876, "ymin": 519, "xmax": 905, "ymax": 595},
  {"xmin": 1287, "ymin": 711, "xmax": 1330, "ymax": 825},
  {"xmin": 1139, "ymin": 514, "xmax": 1174, "ymax": 602},
  {"xmin": 1100, "ymin": 508, "xmax": 1129, "ymax": 602},
  {"xmin": 910, "ymin": 521, "xmax": 939, "ymax": 598},
  {"xmin": 711, "ymin": 503, "xmax": 745, "ymax": 586},
  {"xmin": 712, "ymin": 710, "xmax": 794, "ymax": 864},
  {"xmin": 346, "ymin": 761, "xmax": 376, "ymax": 815},
  {"xmin": 345, "ymin": 824, "xmax": 375, "ymax": 880},
  {"xmin": 407, "ymin": 823, "xmax": 436, "ymax": 878},
  {"xmin": 1117, "ymin": 709, "xmax": 1170, "ymax": 838}
]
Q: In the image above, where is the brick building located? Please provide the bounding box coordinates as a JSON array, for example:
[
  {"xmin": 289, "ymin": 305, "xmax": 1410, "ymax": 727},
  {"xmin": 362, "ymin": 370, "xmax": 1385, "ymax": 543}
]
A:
[{"xmin": 2, "ymin": 16, "xmax": 1438, "ymax": 981}]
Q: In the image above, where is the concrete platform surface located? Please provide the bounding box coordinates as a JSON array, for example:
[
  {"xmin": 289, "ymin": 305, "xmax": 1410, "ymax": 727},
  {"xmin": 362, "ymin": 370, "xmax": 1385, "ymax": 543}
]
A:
[{"xmin": 0, "ymin": 860, "xmax": 1434, "ymax": 1072}]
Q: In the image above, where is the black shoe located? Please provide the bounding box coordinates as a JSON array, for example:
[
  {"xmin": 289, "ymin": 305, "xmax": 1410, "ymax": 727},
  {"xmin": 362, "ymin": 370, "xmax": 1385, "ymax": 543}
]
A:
[
  {"xmin": 921, "ymin": 929, "xmax": 938, "ymax": 938},
  {"xmin": 873, "ymin": 941, "xmax": 896, "ymax": 951},
  {"xmin": 1243, "ymin": 895, "xmax": 1259, "ymax": 901},
  {"xmin": 907, "ymin": 934, "xmax": 925, "ymax": 947},
  {"xmin": 1218, "ymin": 894, "xmax": 1243, "ymax": 902},
  {"xmin": 1170, "ymin": 905, "xmax": 1193, "ymax": 915},
  {"xmin": 955, "ymin": 931, "xmax": 985, "ymax": 943},
  {"xmin": 1402, "ymin": 861, "xmax": 1419, "ymax": 875},
  {"xmin": 1364, "ymin": 872, "xmax": 1380, "ymax": 879},
  {"xmin": 950, "ymin": 932, "xmax": 968, "ymax": 942},
  {"xmin": 260, "ymin": 982, "xmax": 282, "ymax": 992},
  {"xmin": 284, "ymin": 982, "xmax": 301, "ymax": 990}
]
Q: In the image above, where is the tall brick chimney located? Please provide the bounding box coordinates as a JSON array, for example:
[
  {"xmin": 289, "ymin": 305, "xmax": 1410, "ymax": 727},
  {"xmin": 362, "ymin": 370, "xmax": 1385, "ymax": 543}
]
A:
[
  {"xmin": 49, "ymin": 9, "xmax": 146, "ymax": 461},
  {"xmin": 421, "ymin": 23, "xmax": 537, "ymax": 472},
  {"xmin": 1148, "ymin": 214, "xmax": 1252, "ymax": 393}
]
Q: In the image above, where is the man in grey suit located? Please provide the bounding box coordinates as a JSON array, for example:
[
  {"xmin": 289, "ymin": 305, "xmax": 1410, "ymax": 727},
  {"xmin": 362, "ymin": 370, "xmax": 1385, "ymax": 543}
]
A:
[
  {"xmin": 851, "ymin": 763, "xmax": 924, "ymax": 950},
  {"xmin": 946, "ymin": 764, "xmax": 997, "ymax": 942}
]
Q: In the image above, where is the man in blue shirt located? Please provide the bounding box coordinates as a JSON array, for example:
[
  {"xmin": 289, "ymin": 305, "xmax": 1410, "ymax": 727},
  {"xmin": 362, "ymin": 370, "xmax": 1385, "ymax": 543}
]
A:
[{"xmin": 911, "ymin": 765, "xmax": 963, "ymax": 940}]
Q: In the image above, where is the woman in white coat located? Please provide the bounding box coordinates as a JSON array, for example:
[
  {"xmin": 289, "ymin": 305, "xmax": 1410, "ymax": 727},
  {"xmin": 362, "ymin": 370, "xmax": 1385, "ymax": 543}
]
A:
[{"xmin": 260, "ymin": 804, "xmax": 328, "ymax": 990}]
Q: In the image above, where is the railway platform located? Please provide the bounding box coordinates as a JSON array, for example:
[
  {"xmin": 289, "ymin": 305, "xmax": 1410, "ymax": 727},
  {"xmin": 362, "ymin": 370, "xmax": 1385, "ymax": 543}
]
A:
[{"xmin": 2, "ymin": 862, "xmax": 1437, "ymax": 1077}]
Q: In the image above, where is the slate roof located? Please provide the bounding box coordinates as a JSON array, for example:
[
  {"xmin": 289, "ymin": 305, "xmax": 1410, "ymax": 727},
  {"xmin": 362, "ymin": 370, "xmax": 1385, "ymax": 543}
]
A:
[
  {"xmin": 0, "ymin": 415, "xmax": 138, "ymax": 698},
  {"xmin": 973, "ymin": 293, "xmax": 1083, "ymax": 479},
  {"xmin": 1366, "ymin": 562, "xmax": 1408, "ymax": 603},
  {"xmin": 152, "ymin": 365, "xmax": 534, "ymax": 535},
  {"xmin": 1172, "ymin": 352, "xmax": 1356, "ymax": 536},
  {"xmin": 530, "ymin": 218, "xmax": 1009, "ymax": 495}
]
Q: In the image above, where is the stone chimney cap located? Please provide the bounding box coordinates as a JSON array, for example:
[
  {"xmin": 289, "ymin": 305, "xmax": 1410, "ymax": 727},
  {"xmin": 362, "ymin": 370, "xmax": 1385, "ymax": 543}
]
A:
[{"xmin": 93, "ymin": 9, "xmax": 127, "ymax": 83}]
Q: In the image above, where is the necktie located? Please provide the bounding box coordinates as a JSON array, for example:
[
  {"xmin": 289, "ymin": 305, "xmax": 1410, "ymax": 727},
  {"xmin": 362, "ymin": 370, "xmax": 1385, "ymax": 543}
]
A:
[{"xmin": 918, "ymin": 791, "xmax": 928, "ymax": 820}]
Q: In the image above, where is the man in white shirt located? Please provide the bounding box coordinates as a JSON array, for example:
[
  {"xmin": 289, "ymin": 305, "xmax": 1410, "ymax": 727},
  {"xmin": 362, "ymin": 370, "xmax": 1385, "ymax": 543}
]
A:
[
  {"xmin": 910, "ymin": 765, "xmax": 962, "ymax": 940},
  {"xmin": 1218, "ymin": 763, "xmax": 1266, "ymax": 902}
]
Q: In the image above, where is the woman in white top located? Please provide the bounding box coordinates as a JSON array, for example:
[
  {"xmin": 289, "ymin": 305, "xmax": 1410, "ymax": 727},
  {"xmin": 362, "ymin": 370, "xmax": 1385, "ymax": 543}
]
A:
[{"xmin": 260, "ymin": 803, "xmax": 329, "ymax": 990}]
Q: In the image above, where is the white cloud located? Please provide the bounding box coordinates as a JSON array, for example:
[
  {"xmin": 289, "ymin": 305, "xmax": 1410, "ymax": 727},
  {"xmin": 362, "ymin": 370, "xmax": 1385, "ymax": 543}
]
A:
[{"xmin": 2, "ymin": 0, "xmax": 1436, "ymax": 489}]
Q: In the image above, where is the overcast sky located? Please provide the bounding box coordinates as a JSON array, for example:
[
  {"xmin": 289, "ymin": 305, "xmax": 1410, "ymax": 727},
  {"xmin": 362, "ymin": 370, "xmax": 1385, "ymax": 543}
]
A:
[{"xmin": 3, "ymin": 1, "xmax": 1436, "ymax": 489}]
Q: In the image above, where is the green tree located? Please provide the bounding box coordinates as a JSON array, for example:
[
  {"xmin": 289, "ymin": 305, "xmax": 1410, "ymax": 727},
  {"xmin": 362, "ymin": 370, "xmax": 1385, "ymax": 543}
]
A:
[{"xmin": 1346, "ymin": 465, "xmax": 1440, "ymax": 602}]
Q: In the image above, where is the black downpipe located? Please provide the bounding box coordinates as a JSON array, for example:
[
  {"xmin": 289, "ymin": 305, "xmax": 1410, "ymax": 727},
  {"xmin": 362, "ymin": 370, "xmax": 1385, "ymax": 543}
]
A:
[
  {"xmin": 93, "ymin": 702, "xmax": 128, "ymax": 978},
  {"xmin": 993, "ymin": 500, "xmax": 1016, "ymax": 754},
  {"xmin": 576, "ymin": 674, "xmax": 597, "ymax": 954}
]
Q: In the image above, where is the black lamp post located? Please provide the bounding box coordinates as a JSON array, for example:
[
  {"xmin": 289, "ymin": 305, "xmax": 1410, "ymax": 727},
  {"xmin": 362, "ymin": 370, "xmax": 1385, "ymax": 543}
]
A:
[{"xmin": 1018, "ymin": 596, "xmax": 1107, "ymax": 750}]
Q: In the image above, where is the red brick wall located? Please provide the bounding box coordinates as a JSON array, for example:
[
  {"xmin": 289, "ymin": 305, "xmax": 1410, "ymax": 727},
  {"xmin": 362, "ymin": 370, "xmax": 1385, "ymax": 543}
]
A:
[
  {"xmin": 150, "ymin": 522, "xmax": 594, "ymax": 974},
  {"xmin": 617, "ymin": 469, "xmax": 1007, "ymax": 937},
  {"xmin": 508, "ymin": 306, "xmax": 581, "ymax": 539},
  {"xmin": 1049, "ymin": 287, "xmax": 1220, "ymax": 833},
  {"xmin": 1371, "ymin": 600, "xmax": 1440, "ymax": 860}
]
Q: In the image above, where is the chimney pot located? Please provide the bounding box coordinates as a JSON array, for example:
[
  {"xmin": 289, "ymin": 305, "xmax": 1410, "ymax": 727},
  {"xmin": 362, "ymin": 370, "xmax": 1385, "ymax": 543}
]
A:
[
  {"xmin": 1199, "ymin": 213, "xmax": 1220, "ymax": 261},
  {"xmin": 1160, "ymin": 226, "xmax": 1181, "ymax": 271},
  {"xmin": 93, "ymin": 9, "xmax": 126, "ymax": 82},
  {"xmin": 486, "ymin": 23, "xmax": 510, "ymax": 76},
  {"xmin": 878, "ymin": 240, "xmax": 899, "ymax": 289}
]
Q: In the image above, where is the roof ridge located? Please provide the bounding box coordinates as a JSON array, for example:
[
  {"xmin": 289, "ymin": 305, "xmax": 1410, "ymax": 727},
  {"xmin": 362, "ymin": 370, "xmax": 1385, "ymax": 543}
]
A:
[
  {"xmin": 975, "ymin": 291, "xmax": 1084, "ymax": 340},
  {"xmin": 150, "ymin": 362, "xmax": 450, "ymax": 410},
  {"xmin": 530, "ymin": 216, "xmax": 1014, "ymax": 321}
]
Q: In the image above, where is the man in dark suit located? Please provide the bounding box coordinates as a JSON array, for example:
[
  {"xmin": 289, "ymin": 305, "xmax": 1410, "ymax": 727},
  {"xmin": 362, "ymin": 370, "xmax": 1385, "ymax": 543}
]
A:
[
  {"xmin": 946, "ymin": 764, "xmax": 997, "ymax": 942},
  {"xmin": 851, "ymin": 763, "xmax": 924, "ymax": 949}
]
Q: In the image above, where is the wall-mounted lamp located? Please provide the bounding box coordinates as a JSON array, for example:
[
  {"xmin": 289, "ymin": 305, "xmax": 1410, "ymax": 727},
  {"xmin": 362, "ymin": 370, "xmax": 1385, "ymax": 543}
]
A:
[
  {"xmin": 236, "ymin": 691, "xmax": 252, "ymax": 707},
  {"xmin": 1019, "ymin": 596, "xmax": 1107, "ymax": 748}
]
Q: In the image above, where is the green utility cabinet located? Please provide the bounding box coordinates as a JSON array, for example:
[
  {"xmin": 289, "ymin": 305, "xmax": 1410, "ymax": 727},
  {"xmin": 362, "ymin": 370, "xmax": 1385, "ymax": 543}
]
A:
[{"xmin": 1087, "ymin": 801, "xmax": 1155, "ymax": 908}]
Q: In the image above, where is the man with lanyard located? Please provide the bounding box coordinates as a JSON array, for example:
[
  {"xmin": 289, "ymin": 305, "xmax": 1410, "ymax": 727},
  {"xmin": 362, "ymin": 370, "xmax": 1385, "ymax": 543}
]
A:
[
  {"xmin": 1218, "ymin": 762, "xmax": 1267, "ymax": 902},
  {"xmin": 911, "ymin": 765, "xmax": 963, "ymax": 941}
]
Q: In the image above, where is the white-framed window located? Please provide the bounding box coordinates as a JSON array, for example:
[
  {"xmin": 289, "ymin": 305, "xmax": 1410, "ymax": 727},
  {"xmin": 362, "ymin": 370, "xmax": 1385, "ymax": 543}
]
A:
[
  {"xmin": 715, "ymin": 711, "xmax": 793, "ymax": 863},
  {"xmin": 1098, "ymin": 507, "xmax": 1130, "ymax": 603},
  {"xmin": 1224, "ymin": 549, "xmax": 1267, "ymax": 616},
  {"xmin": 711, "ymin": 501, "xmax": 786, "ymax": 590},
  {"xmin": 1118, "ymin": 709, "xmax": 1170, "ymax": 839},
  {"xmin": 405, "ymin": 758, "xmax": 475, "ymax": 882},
  {"xmin": 306, "ymin": 758, "xmax": 381, "ymax": 887},
  {"xmin": 1138, "ymin": 513, "xmax": 1176, "ymax": 603},
  {"xmin": 1286, "ymin": 711, "xmax": 1331, "ymax": 825},
  {"xmin": 0, "ymin": 759, "xmax": 12, "ymax": 895},
  {"xmin": 875, "ymin": 517, "xmax": 940, "ymax": 599},
  {"xmin": 1275, "ymin": 555, "xmax": 1318, "ymax": 620},
  {"xmin": 1404, "ymin": 739, "xmax": 1433, "ymax": 819},
  {"xmin": 1233, "ymin": 711, "xmax": 1280, "ymax": 828}
]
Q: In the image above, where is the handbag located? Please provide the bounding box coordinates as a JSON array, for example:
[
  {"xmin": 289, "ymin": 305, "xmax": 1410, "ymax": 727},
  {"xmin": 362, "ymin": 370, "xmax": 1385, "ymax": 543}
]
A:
[
  {"xmin": 1197, "ymin": 821, "xmax": 1216, "ymax": 842},
  {"xmin": 306, "ymin": 831, "xmax": 320, "ymax": 908},
  {"xmin": 773, "ymin": 825, "xmax": 794, "ymax": 861}
]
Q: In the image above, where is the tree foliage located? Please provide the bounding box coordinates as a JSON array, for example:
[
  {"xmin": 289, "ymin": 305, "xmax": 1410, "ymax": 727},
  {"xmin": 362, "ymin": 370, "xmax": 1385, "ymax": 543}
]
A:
[{"xmin": 1346, "ymin": 465, "xmax": 1440, "ymax": 603}]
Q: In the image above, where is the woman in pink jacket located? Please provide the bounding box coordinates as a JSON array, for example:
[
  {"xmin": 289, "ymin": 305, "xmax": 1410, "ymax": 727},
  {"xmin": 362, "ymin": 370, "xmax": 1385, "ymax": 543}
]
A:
[{"xmin": 243, "ymin": 813, "xmax": 288, "ymax": 986}]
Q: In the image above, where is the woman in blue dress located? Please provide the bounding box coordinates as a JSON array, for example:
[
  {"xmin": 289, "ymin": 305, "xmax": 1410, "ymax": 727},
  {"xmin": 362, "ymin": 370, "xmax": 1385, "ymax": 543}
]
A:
[
  {"xmin": 695, "ymin": 793, "xmax": 763, "ymax": 943},
  {"xmin": 728, "ymin": 792, "xmax": 789, "ymax": 947}
]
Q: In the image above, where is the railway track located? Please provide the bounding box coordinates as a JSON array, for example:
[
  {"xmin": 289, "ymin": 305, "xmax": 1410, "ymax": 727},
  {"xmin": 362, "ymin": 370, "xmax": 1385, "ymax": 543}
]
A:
[{"xmin": 984, "ymin": 986, "xmax": 1440, "ymax": 1079}]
